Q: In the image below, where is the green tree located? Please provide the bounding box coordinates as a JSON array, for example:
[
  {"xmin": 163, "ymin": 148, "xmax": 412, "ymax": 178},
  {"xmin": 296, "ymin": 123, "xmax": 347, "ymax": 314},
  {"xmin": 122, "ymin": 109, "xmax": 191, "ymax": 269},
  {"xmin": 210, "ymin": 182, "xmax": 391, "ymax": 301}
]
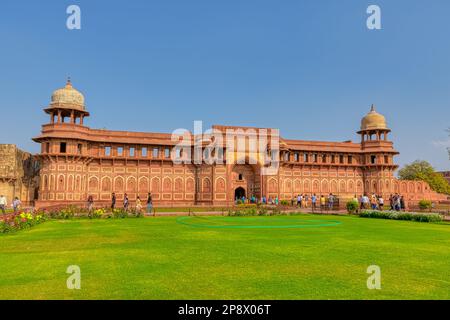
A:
[{"xmin": 398, "ymin": 160, "xmax": 450, "ymax": 195}]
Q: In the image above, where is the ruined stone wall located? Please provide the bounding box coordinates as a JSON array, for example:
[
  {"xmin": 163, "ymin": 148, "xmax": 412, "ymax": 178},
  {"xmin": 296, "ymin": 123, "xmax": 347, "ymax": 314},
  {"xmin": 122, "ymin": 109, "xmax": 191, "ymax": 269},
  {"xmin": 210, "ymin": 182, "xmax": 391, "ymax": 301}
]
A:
[{"xmin": 0, "ymin": 144, "xmax": 40, "ymax": 206}]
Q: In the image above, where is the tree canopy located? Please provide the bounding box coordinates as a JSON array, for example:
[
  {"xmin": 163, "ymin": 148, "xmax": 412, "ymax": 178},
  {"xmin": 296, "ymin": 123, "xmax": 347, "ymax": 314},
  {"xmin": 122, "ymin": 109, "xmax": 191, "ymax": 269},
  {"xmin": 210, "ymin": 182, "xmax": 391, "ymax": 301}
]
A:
[{"xmin": 398, "ymin": 160, "xmax": 450, "ymax": 195}]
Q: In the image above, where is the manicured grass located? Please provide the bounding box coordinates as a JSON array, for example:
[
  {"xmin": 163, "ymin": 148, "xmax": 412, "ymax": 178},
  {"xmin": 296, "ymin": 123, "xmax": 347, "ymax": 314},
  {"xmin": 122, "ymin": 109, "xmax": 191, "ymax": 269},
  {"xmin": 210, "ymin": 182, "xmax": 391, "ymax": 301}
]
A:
[{"xmin": 0, "ymin": 214, "xmax": 449, "ymax": 299}]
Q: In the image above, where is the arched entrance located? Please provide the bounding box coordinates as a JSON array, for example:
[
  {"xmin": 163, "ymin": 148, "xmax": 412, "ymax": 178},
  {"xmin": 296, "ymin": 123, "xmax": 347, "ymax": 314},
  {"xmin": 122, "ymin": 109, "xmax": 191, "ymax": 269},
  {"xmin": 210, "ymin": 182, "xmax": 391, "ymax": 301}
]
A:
[{"xmin": 234, "ymin": 187, "xmax": 246, "ymax": 200}]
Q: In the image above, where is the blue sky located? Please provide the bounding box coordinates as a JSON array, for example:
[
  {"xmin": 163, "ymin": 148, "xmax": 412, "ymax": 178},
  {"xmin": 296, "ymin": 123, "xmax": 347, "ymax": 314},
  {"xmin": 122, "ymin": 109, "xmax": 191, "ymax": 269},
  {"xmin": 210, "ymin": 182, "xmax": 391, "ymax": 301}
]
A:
[{"xmin": 0, "ymin": 0, "xmax": 449, "ymax": 170}]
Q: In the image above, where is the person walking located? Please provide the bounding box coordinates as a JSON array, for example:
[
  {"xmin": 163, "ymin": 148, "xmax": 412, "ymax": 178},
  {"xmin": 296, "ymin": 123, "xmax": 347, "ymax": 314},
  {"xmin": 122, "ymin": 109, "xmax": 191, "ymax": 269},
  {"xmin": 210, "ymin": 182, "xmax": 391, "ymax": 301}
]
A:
[
  {"xmin": 395, "ymin": 194, "xmax": 401, "ymax": 211},
  {"xmin": 362, "ymin": 194, "xmax": 370, "ymax": 209},
  {"xmin": 328, "ymin": 193, "xmax": 334, "ymax": 211},
  {"xmin": 389, "ymin": 194, "xmax": 394, "ymax": 210},
  {"xmin": 111, "ymin": 193, "xmax": 116, "ymax": 210},
  {"xmin": 320, "ymin": 195, "xmax": 326, "ymax": 209},
  {"xmin": 12, "ymin": 197, "xmax": 21, "ymax": 213},
  {"xmin": 311, "ymin": 194, "xmax": 317, "ymax": 210},
  {"xmin": 378, "ymin": 195, "xmax": 384, "ymax": 211},
  {"xmin": 400, "ymin": 195, "xmax": 405, "ymax": 211},
  {"xmin": 370, "ymin": 194, "xmax": 378, "ymax": 210},
  {"xmin": 87, "ymin": 195, "xmax": 94, "ymax": 215},
  {"xmin": 136, "ymin": 196, "xmax": 142, "ymax": 213},
  {"xmin": 0, "ymin": 195, "xmax": 7, "ymax": 214},
  {"xmin": 123, "ymin": 193, "xmax": 129, "ymax": 212},
  {"xmin": 146, "ymin": 193, "xmax": 153, "ymax": 215}
]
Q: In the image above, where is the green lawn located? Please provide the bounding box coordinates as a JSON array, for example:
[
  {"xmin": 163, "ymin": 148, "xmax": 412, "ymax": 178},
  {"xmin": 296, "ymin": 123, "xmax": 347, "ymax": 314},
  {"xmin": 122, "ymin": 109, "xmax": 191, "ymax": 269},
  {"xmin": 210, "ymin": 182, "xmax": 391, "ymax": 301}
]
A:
[{"xmin": 1, "ymin": 214, "xmax": 449, "ymax": 300}]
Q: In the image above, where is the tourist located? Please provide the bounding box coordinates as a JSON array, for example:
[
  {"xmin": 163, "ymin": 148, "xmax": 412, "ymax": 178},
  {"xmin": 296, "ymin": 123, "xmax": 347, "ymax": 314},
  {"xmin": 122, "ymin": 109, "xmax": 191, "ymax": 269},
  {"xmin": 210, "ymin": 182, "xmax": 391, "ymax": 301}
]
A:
[
  {"xmin": 362, "ymin": 194, "xmax": 370, "ymax": 209},
  {"xmin": 389, "ymin": 194, "xmax": 394, "ymax": 210},
  {"xmin": 304, "ymin": 194, "xmax": 309, "ymax": 208},
  {"xmin": 311, "ymin": 194, "xmax": 317, "ymax": 210},
  {"xmin": 136, "ymin": 196, "xmax": 142, "ymax": 213},
  {"xmin": 268, "ymin": 196, "xmax": 273, "ymax": 205},
  {"xmin": 146, "ymin": 193, "xmax": 153, "ymax": 214},
  {"xmin": 370, "ymin": 194, "xmax": 378, "ymax": 210},
  {"xmin": 0, "ymin": 195, "xmax": 7, "ymax": 214},
  {"xmin": 378, "ymin": 195, "xmax": 384, "ymax": 211},
  {"xmin": 275, "ymin": 196, "xmax": 279, "ymax": 205},
  {"xmin": 262, "ymin": 195, "xmax": 266, "ymax": 204},
  {"xmin": 359, "ymin": 195, "xmax": 364, "ymax": 210},
  {"xmin": 123, "ymin": 193, "xmax": 129, "ymax": 211},
  {"xmin": 87, "ymin": 195, "xmax": 94, "ymax": 214},
  {"xmin": 320, "ymin": 195, "xmax": 326, "ymax": 209},
  {"xmin": 12, "ymin": 197, "xmax": 21, "ymax": 213},
  {"xmin": 394, "ymin": 194, "xmax": 401, "ymax": 211},
  {"xmin": 327, "ymin": 193, "xmax": 334, "ymax": 210},
  {"xmin": 400, "ymin": 196, "xmax": 405, "ymax": 211},
  {"xmin": 297, "ymin": 194, "xmax": 301, "ymax": 207},
  {"xmin": 111, "ymin": 192, "xmax": 116, "ymax": 210}
]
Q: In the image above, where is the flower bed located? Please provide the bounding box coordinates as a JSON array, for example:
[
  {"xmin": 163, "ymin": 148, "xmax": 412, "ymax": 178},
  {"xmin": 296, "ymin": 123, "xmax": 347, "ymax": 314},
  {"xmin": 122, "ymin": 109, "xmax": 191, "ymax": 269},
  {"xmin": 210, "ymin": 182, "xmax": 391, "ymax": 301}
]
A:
[
  {"xmin": 359, "ymin": 210, "xmax": 443, "ymax": 223},
  {"xmin": 43, "ymin": 206, "xmax": 145, "ymax": 219},
  {"xmin": 0, "ymin": 212, "xmax": 48, "ymax": 233},
  {"xmin": 1, "ymin": 206, "xmax": 146, "ymax": 234}
]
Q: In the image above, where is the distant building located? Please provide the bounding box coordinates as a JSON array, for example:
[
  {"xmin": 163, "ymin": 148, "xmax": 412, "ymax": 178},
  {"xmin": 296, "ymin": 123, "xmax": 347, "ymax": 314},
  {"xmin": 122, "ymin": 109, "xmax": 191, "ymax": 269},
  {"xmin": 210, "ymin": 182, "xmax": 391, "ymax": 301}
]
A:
[
  {"xmin": 0, "ymin": 144, "xmax": 40, "ymax": 206},
  {"xmin": 32, "ymin": 79, "xmax": 448, "ymax": 208}
]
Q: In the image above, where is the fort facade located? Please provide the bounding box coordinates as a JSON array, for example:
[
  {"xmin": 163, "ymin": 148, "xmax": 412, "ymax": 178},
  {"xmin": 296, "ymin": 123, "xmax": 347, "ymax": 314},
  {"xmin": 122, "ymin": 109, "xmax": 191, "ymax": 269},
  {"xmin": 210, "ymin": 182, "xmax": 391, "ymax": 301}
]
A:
[{"xmin": 32, "ymin": 80, "xmax": 447, "ymax": 208}]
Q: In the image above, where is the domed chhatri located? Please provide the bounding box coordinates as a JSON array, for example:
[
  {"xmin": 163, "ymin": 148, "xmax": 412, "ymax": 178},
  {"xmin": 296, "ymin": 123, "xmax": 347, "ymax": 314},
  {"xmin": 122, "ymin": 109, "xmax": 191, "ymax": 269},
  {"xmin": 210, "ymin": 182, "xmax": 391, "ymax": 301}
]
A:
[
  {"xmin": 50, "ymin": 78, "xmax": 85, "ymax": 111},
  {"xmin": 360, "ymin": 104, "xmax": 388, "ymax": 131}
]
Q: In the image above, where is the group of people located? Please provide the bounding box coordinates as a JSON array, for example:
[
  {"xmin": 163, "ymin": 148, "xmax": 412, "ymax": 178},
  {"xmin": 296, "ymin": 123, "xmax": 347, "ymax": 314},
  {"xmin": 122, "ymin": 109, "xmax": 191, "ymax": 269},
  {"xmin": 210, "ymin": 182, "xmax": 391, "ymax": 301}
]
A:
[
  {"xmin": 235, "ymin": 192, "xmax": 408, "ymax": 212},
  {"xmin": 0, "ymin": 194, "xmax": 22, "ymax": 214},
  {"xmin": 354, "ymin": 193, "xmax": 405, "ymax": 211},
  {"xmin": 292, "ymin": 193, "xmax": 337, "ymax": 210},
  {"xmin": 86, "ymin": 192, "xmax": 154, "ymax": 214},
  {"xmin": 236, "ymin": 195, "xmax": 281, "ymax": 205},
  {"xmin": 235, "ymin": 193, "xmax": 338, "ymax": 210}
]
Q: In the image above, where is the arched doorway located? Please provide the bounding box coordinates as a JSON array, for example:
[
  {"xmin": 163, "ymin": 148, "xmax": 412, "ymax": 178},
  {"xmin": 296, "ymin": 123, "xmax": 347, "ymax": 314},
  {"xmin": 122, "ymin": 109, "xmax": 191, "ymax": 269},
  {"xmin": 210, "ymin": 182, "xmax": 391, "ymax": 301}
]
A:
[{"xmin": 234, "ymin": 187, "xmax": 245, "ymax": 200}]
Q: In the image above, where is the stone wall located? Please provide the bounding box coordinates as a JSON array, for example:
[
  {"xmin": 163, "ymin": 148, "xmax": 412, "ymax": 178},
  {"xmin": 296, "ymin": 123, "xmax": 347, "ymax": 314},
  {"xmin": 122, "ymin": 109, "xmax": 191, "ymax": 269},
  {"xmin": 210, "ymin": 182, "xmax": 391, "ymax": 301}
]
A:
[{"xmin": 0, "ymin": 144, "xmax": 40, "ymax": 206}]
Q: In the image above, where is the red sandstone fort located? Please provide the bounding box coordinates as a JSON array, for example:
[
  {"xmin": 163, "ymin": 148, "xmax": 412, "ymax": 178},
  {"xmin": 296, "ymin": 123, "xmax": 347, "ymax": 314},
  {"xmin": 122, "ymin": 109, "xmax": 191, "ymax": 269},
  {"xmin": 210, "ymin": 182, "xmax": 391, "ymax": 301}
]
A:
[{"xmin": 30, "ymin": 80, "xmax": 447, "ymax": 208}]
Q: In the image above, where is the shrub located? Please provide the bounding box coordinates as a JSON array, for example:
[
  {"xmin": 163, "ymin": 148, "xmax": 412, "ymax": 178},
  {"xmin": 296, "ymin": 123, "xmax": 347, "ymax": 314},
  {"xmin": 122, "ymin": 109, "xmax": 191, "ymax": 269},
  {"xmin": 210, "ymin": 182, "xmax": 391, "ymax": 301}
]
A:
[
  {"xmin": 112, "ymin": 208, "xmax": 128, "ymax": 219},
  {"xmin": 418, "ymin": 200, "xmax": 432, "ymax": 211},
  {"xmin": 271, "ymin": 207, "xmax": 282, "ymax": 216},
  {"xmin": 93, "ymin": 208, "xmax": 105, "ymax": 219},
  {"xmin": 257, "ymin": 207, "xmax": 268, "ymax": 216},
  {"xmin": 346, "ymin": 200, "xmax": 359, "ymax": 214},
  {"xmin": 359, "ymin": 210, "xmax": 442, "ymax": 223},
  {"xmin": 280, "ymin": 200, "xmax": 290, "ymax": 206}
]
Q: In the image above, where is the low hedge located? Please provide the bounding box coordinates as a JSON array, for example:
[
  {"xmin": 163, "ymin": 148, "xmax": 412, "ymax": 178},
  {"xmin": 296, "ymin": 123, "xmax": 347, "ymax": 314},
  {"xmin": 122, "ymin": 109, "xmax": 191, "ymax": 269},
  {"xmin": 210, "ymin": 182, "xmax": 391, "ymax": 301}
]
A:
[{"xmin": 360, "ymin": 210, "xmax": 443, "ymax": 223}]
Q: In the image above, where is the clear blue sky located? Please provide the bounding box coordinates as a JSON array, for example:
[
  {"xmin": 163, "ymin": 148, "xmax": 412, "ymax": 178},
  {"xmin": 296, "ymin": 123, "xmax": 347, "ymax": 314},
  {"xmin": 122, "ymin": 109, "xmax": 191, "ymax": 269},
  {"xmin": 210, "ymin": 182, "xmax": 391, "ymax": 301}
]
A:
[{"xmin": 0, "ymin": 0, "xmax": 449, "ymax": 171}]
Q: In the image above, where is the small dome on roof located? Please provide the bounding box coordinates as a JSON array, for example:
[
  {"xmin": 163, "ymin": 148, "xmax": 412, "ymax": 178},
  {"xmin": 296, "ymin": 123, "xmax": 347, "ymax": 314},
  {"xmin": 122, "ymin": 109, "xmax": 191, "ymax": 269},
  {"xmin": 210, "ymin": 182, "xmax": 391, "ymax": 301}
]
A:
[
  {"xmin": 50, "ymin": 78, "xmax": 85, "ymax": 111},
  {"xmin": 360, "ymin": 105, "xmax": 387, "ymax": 131}
]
